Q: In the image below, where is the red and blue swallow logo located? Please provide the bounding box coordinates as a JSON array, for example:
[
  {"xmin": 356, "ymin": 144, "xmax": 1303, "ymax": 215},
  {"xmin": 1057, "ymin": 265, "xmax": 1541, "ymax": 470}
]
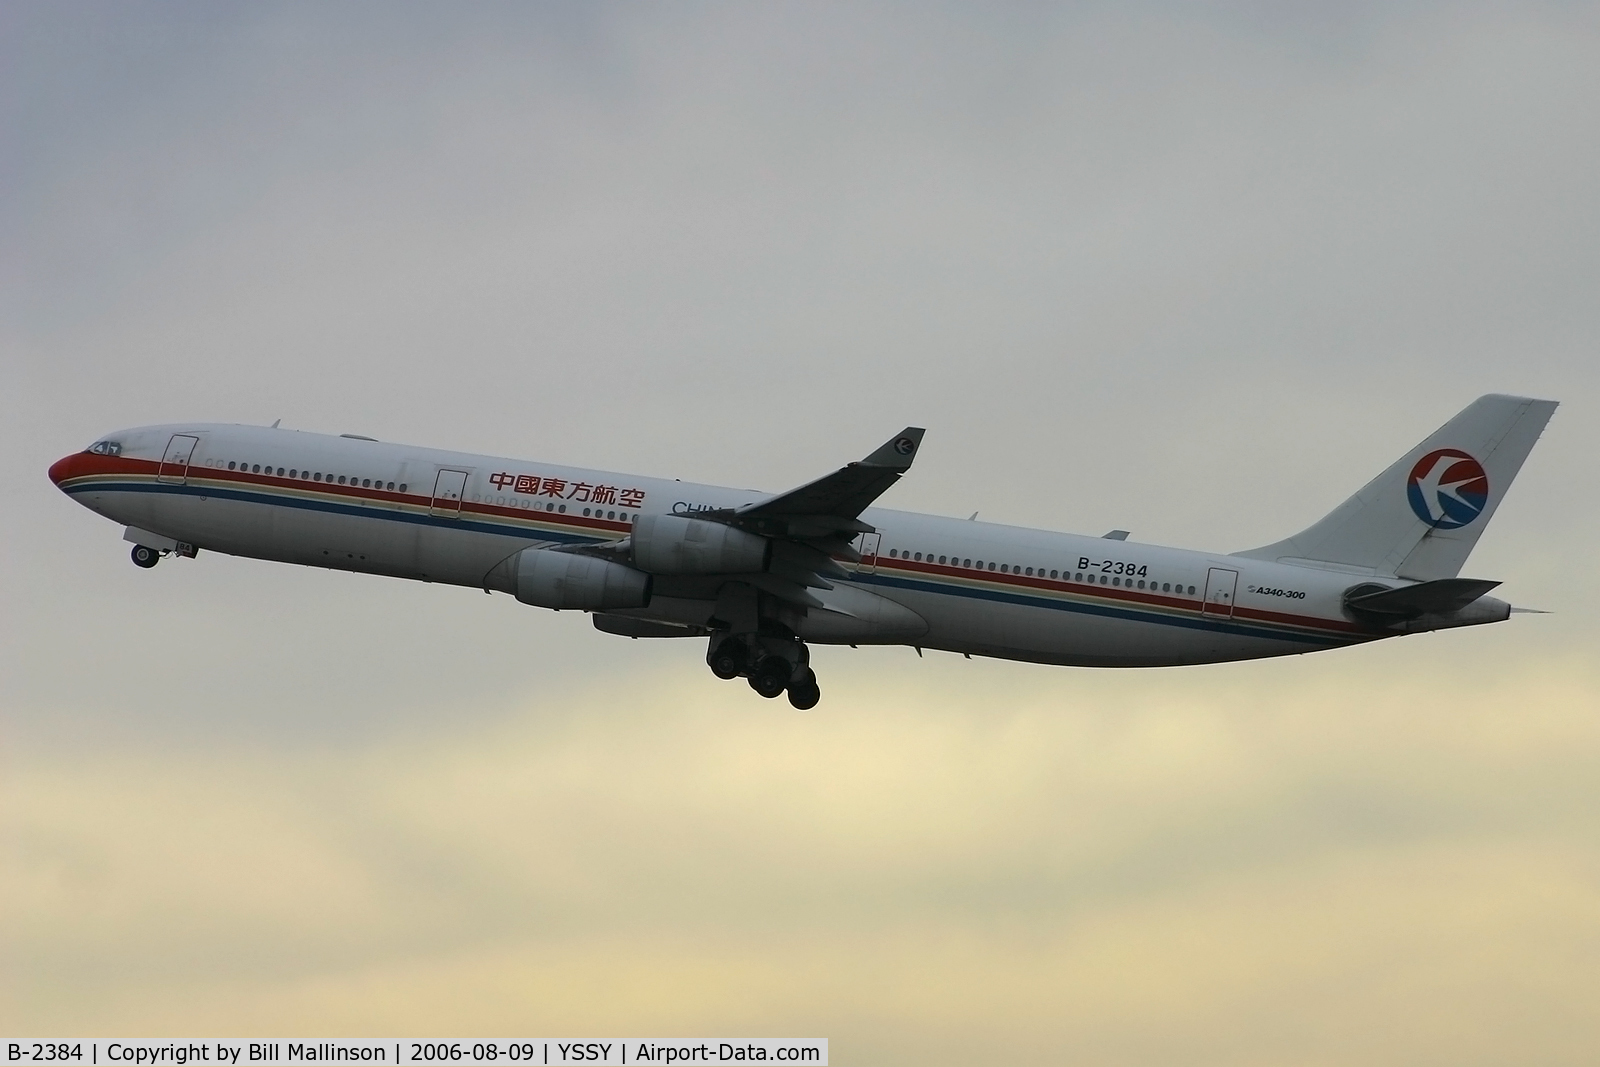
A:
[{"xmin": 1406, "ymin": 448, "xmax": 1489, "ymax": 529}]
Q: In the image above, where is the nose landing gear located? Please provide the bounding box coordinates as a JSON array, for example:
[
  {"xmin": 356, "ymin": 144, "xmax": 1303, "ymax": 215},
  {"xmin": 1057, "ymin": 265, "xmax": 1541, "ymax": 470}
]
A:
[
  {"xmin": 131, "ymin": 544, "xmax": 161, "ymax": 569},
  {"xmin": 707, "ymin": 630, "xmax": 822, "ymax": 709}
]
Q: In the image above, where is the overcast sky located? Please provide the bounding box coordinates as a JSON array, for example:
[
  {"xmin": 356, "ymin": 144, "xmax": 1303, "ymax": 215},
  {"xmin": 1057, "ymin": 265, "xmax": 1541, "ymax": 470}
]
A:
[{"xmin": 4, "ymin": 3, "xmax": 1598, "ymax": 1063}]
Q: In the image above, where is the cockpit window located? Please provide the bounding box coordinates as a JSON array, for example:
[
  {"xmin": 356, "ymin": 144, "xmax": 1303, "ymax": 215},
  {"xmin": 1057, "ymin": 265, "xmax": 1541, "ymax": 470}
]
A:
[{"xmin": 87, "ymin": 441, "xmax": 122, "ymax": 456}]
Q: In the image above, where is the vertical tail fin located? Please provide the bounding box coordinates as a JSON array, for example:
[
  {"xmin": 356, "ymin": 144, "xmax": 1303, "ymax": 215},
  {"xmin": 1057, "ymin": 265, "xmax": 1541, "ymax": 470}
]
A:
[{"xmin": 1234, "ymin": 394, "xmax": 1557, "ymax": 579}]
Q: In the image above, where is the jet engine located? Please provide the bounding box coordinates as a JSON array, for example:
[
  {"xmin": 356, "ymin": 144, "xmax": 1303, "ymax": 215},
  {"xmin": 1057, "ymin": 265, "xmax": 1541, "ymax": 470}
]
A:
[
  {"xmin": 510, "ymin": 548, "xmax": 651, "ymax": 611},
  {"xmin": 631, "ymin": 514, "xmax": 770, "ymax": 575}
]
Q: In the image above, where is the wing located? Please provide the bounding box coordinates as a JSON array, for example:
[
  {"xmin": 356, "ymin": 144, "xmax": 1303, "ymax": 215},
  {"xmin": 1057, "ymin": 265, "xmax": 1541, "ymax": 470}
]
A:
[
  {"xmin": 726, "ymin": 427, "xmax": 925, "ymax": 540},
  {"xmin": 617, "ymin": 427, "xmax": 926, "ymax": 611}
]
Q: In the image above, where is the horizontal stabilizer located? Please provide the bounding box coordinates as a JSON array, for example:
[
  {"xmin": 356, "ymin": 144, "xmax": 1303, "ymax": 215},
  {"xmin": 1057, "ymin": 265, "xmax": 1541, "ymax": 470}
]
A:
[{"xmin": 1345, "ymin": 578, "xmax": 1501, "ymax": 617}]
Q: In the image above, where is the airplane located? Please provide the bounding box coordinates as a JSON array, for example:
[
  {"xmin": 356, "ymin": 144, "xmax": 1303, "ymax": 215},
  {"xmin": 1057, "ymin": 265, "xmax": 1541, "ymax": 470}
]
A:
[{"xmin": 49, "ymin": 394, "xmax": 1556, "ymax": 710}]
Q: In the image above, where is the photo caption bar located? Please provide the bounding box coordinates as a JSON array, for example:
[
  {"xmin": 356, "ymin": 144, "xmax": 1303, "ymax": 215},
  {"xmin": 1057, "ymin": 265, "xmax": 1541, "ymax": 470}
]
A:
[{"xmin": 5, "ymin": 1042, "xmax": 826, "ymax": 1067}]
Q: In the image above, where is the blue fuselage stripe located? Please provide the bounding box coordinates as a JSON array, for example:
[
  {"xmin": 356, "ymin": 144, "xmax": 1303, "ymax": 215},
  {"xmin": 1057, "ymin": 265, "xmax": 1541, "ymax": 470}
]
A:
[
  {"xmin": 70, "ymin": 478, "xmax": 1357, "ymax": 648},
  {"xmin": 856, "ymin": 571, "xmax": 1346, "ymax": 646},
  {"xmin": 63, "ymin": 478, "xmax": 596, "ymax": 545}
]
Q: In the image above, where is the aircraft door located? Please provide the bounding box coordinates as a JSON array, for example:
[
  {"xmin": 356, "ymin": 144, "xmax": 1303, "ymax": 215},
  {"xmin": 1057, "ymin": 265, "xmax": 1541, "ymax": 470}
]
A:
[
  {"xmin": 430, "ymin": 469, "xmax": 469, "ymax": 517},
  {"xmin": 157, "ymin": 435, "xmax": 200, "ymax": 484},
  {"xmin": 853, "ymin": 532, "xmax": 882, "ymax": 575},
  {"xmin": 1203, "ymin": 567, "xmax": 1238, "ymax": 617}
]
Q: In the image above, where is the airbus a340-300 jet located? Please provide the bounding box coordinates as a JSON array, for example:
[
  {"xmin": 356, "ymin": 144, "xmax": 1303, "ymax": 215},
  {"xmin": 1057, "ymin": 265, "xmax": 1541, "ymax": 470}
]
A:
[{"xmin": 50, "ymin": 394, "xmax": 1554, "ymax": 709}]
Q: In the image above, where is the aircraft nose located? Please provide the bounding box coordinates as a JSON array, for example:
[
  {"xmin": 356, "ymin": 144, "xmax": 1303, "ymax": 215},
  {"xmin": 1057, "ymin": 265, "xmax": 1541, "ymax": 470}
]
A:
[{"xmin": 49, "ymin": 452, "xmax": 85, "ymax": 488}]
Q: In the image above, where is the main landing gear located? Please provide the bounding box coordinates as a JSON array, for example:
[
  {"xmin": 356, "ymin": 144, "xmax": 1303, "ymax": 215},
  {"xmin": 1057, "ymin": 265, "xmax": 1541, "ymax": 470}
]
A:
[{"xmin": 707, "ymin": 630, "xmax": 822, "ymax": 710}]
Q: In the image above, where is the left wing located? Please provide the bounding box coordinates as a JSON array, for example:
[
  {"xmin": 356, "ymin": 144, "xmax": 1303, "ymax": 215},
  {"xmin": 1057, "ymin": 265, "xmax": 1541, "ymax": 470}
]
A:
[
  {"xmin": 725, "ymin": 426, "xmax": 925, "ymax": 540},
  {"xmin": 615, "ymin": 427, "xmax": 926, "ymax": 610}
]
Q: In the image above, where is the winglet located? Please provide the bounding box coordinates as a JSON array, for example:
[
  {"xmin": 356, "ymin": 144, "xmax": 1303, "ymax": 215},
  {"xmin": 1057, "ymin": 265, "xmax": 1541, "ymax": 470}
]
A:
[{"xmin": 860, "ymin": 428, "xmax": 925, "ymax": 470}]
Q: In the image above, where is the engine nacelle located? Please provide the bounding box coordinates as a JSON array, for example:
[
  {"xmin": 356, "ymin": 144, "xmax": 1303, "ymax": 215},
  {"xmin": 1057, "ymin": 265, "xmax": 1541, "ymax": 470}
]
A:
[
  {"xmin": 631, "ymin": 514, "xmax": 770, "ymax": 575},
  {"xmin": 513, "ymin": 548, "xmax": 651, "ymax": 611}
]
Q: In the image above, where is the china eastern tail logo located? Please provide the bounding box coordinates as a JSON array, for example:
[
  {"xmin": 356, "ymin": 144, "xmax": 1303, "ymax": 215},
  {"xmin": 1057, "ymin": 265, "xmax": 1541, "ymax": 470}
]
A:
[{"xmin": 1407, "ymin": 448, "xmax": 1489, "ymax": 528}]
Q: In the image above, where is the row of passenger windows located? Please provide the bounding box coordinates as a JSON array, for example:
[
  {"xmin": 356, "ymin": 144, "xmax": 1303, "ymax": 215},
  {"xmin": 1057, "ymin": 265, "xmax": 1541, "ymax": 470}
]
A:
[
  {"xmin": 885, "ymin": 548, "xmax": 1196, "ymax": 595},
  {"xmin": 227, "ymin": 460, "xmax": 406, "ymax": 493},
  {"xmin": 469, "ymin": 495, "xmax": 635, "ymax": 523}
]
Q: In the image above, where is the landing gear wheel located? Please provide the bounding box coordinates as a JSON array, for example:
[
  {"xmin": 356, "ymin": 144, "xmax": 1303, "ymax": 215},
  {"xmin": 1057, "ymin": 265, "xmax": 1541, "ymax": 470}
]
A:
[
  {"xmin": 787, "ymin": 671, "xmax": 821, "ymax": 710},
  {"xmin": 708, "ymin": 640, "xmax": 747, "ymax": 680},
  {"xmin": 131, "ymin": 544, "xmax": 160, "ymax": 569},
  {"xmin": 748, "ymin": 656, "xmax": 791, "ymax": 699}
]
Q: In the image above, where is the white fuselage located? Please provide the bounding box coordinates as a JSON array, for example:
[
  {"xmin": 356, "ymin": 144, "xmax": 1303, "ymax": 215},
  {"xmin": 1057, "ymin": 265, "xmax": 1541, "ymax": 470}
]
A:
[{"xmin": 53, "ymin": 423, "xmax": 1397, "ymax": 667}]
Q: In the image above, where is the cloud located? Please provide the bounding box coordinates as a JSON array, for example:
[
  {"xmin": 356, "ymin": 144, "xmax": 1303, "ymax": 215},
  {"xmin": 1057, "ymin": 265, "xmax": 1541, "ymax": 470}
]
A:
[
  {"xmin": 7, "ymin": 649, "xmax": 1599, "ymax": 1062},
  {"xmin": 5, "ymin": 3, "xmax": 1600, "ymax": 1061}
]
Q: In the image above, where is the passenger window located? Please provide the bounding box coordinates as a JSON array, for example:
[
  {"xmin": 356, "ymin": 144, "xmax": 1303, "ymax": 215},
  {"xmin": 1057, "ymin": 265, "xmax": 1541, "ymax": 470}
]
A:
[
  {"xmin": 889, "ymin": 549, "xmax": 898, "ymax": 558},
  {"xmin": 912, "ymin": 552, "xmax": 921, "ymax": 561},
  {"xmin": 227, "ymin": 461, "xmax": 236, "ymax": 470},
  {"xmin": 1024, "ymin": 567, "xmax": 1033, "ymax": 576},
  {"xmin": 987, "ymin": 562, "xmax": 995, "ymax": 571},
  {"xmin": 387, "ymin": 482, "xmax": 395, "ymax": 490},
  {"xmin": 277, "ymin": 468, "xmax": 285, "ymax": 476},
  {"xmin": 1112, "ymin": 577, "xmax": 1120, "ymax": 586},
  {"xmin": 399, "ymin": 483, "xmax": 407, "ymax": 492},
  {"xmin": 337, "ymin": 475, "xmax": 346, "ymax": 484},
  {"xmin": 1050, "ymin": 569, "xmax": 1058, "ymax": 579},
  {"xmin": 251, "ymin": 464, "xmax": 260, "ymax": 473},
  {"xmin": 1188, "ymin": 585, "xmax": 1196, "ymax": 594},
  {"xmin": 558, "ymin": 505, "xmax": 566, "ymax": 513}
]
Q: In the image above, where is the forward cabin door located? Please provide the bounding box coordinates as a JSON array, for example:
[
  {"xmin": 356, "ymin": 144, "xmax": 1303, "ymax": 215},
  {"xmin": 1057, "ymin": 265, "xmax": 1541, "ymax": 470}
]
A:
[
  {"xmin": 157, "ymin": 435, "xmax": 200, "ymax": 484},
  {"xmin": 1203, "ymin": 567, "xmax": 1238, "ymax": 618},
  {"xmin": 430, "ymin": 469, "xmax": 469, "ymax": 517}
]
